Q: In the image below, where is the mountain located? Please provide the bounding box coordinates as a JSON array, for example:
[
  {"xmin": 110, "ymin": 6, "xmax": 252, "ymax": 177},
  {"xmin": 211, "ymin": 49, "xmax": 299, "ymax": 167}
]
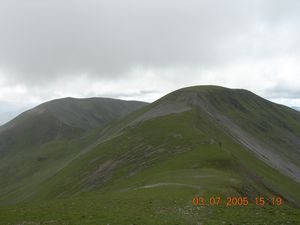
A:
[
  {"xmin": 0, "ymin": 86, "xmax": 300, "ymax": 225},
  {"xmin": 0, "ymin": 97, "xmax": 147, "ymax": 204},
  {"xmin": 0, "ymin": 97, "xmax": 147, "ymax": 153}
]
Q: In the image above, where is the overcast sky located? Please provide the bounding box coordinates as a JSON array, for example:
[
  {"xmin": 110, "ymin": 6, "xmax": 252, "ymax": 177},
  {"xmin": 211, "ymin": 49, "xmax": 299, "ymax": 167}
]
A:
[{"xmin": 0, "ymin": 0, "xmax": 300, "ymax": 124}]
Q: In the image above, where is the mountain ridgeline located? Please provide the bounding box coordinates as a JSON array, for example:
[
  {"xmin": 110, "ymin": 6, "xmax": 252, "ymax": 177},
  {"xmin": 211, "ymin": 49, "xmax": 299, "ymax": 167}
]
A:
[
  {"xmin": 0, "ymin": 97, "xmax": 148, "ymax": 154},
  {"xmin": 0, "ymin": 86, "xmax": 300, "ymax": 225}
]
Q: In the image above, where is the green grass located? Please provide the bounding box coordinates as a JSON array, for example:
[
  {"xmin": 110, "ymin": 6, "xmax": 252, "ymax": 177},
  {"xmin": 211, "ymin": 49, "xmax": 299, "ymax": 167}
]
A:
[
  {"xmin": 0, "ymin": 188, "xmax": 299, "ymax": 225},
  {"xmin": 0, "ymin": 109, "xmax": 297, "ymax": 224},
  {"xmin": 1, "ymin": 86, "xmax": 300, "ymax": 224}
]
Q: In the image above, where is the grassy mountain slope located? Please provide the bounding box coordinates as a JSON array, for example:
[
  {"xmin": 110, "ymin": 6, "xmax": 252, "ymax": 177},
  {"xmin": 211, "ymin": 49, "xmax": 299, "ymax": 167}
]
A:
[
  {"xmin": 0, "ymin": 86, "xmax": 300, "ymax": 225},
  {"xmin": 0, "ymin": 97, "xmax": 147, "ymax": 204},
  {"xmin": 0, "ymin": 97, "xmax": 147, "ymax": 153}
]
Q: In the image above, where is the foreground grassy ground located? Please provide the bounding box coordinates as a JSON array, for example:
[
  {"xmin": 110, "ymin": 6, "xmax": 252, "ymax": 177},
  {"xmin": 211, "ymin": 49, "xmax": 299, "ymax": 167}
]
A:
[{"xmin": 1, "ymin": 188, "xmax": 299, "ymax": 225}]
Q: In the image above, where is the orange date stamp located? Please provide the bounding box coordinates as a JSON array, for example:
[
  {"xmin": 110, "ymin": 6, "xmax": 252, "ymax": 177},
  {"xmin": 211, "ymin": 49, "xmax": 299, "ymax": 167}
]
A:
[{"xmin": 192, "ymin": 195, "xmax": 283, "ymax": 207}]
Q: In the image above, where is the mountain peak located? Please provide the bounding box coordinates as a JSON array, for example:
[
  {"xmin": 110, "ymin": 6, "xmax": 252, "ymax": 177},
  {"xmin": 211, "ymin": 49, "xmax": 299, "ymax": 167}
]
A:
[{"xmin": 132, "ymin": 85, "xmax": 300, "ymax": 184}]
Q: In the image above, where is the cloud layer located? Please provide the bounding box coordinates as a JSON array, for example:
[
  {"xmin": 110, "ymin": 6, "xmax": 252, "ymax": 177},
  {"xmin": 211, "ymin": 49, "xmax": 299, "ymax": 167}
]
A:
[{"xmin": 0, "ymin": 0, "xmax": 300, "ymax": 117}]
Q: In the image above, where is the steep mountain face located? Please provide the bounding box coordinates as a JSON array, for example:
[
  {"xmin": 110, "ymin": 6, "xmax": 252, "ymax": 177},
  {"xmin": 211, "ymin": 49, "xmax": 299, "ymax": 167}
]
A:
[
  {"xmin": 0, "ymin": 86, "xmax": 300, "ymax": 224},
  {"xmin": 156, "ymin": 86, "xmax": 300, "ymax": 182}
]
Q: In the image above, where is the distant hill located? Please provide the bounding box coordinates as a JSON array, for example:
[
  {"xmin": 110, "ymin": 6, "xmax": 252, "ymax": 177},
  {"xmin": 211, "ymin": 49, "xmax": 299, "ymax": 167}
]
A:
[
  {"xmin": 0, "ymin": 86, "xmax": 300, "ymax": 224},
  {"xmin": 0, "ymin": 97, "xmax": 147, "ymax": 153}
]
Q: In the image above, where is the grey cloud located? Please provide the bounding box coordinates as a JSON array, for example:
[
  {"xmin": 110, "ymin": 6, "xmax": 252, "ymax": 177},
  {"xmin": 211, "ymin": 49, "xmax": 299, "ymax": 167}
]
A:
[
  {"xmin": 99, "ymin": 90, "xmax": 158, "ymax": 99},
  {"xmin": 260, "ymin": 0, "xmax": 300, "ymax": 22},
  {"xmin": 266, "ymin": 85, "xmax": 300, "ymax": 99},
  {"xmin": 0, "ymin": 0, "xmax": 299, "ymax": 114},
  {"xmin": 1, "ymin": 0, "xmax": 291, "ymax": 85}
]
